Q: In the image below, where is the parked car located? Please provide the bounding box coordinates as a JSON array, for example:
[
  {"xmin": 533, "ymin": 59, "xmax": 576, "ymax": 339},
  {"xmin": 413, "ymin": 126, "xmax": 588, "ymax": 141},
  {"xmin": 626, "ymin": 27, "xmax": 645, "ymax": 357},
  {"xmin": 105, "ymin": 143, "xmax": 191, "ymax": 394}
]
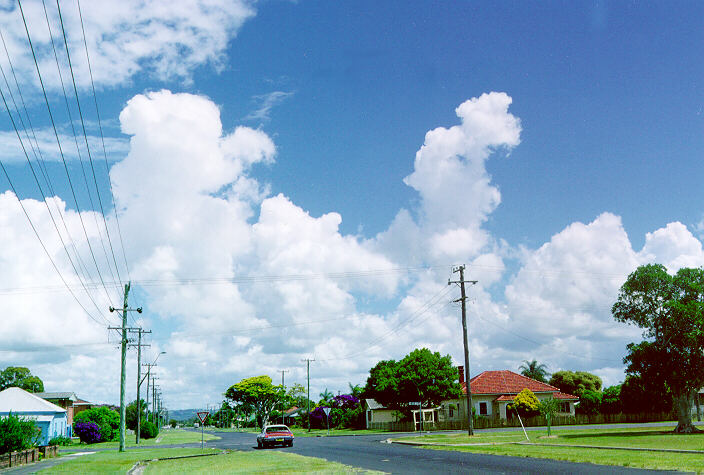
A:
[{"xmin": 257, "ymin": 424, "xmax": 294, "ymax": 448}]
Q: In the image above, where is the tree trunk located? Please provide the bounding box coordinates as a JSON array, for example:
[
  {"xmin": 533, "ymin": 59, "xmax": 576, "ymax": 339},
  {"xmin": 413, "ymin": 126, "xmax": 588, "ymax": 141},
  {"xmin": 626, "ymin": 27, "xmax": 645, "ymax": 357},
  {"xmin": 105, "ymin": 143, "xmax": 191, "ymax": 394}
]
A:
[{"xmin": 673, "ymin": 391, "xmax": 700, "ymax": 433}]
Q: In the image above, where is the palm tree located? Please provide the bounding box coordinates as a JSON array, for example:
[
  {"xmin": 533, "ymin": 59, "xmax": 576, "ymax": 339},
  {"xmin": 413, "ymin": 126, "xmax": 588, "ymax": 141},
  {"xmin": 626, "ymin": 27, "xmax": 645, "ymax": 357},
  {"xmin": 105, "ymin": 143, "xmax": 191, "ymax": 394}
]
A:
[
  {"xmin": 348, "ymin": 383, "xmax": 363, "ymax": 398},
  {"xmin": 519, "ymin": 359, "xmax": 549, "ymax": 383},
  {"xmin": 319, "ymin": 388, "xmax": 334, "ymax": 404}
]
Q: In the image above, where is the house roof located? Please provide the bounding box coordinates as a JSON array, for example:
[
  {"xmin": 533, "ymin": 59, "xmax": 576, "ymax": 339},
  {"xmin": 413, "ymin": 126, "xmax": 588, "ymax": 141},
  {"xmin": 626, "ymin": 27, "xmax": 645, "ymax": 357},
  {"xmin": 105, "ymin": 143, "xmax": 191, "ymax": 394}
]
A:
[
  {"xmin": 34, "ymin": 392, "xmax": 78, "ymax": 402},
  {"xmin": 0, "ymin": 387, "xmax": 67, "ymax": 413},
  {"xmin": 284, "ymin": 406, "xmax": 300, "ymax": 416},
  {"xmin": 465, "ymin": 371, "xmax": 577, "ymax": 399},
  {"xmin": 365, "ymin": 399, "xmax": 386, "ymax": 410},
  {"xmin": 494, "ymin": 392, "xmax": 578, "ymax": 402}
]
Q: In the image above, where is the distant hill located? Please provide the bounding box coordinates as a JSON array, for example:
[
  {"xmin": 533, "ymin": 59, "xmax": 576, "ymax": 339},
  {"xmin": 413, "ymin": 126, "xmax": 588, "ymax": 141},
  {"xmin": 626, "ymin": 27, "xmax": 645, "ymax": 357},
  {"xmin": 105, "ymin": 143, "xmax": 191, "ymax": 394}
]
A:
[{"xmin": 169, "ymin": 408, "xmax": 199, "ymax": 421}]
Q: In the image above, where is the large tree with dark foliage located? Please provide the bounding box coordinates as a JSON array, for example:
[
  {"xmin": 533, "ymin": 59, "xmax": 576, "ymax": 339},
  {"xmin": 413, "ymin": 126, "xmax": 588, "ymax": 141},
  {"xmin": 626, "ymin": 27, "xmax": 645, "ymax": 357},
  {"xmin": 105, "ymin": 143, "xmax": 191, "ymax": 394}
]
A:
[
  {"xmin": 364, "ymin": 348, "xmax": 462, "ymax": 413},
  {"xmin": 612, "ymin": 264, "xmax": 704, "ymax": 433},
  {"xmin": 0, "ymin": 367, "xmax": 44, "ymax": 392},
  {"xmin": 548, "ymin": 370, "xmax": 602, "ymax": 397}
]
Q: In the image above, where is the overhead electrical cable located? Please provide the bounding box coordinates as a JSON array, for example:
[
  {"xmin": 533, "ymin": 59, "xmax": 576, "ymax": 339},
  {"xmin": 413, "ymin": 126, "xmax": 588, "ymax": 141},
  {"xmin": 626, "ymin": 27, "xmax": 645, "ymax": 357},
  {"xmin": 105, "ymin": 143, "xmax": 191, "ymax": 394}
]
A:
[
  {"xmin": 0, "ymin": 49, "xmax": 99, "ymax": 302},
  {"xmin": 0, "ymin": 121, "xmax": 107, "ymax": 326},
  {"xmin": 17, "ymin": 0, "xmax": 116, "ymax": 307},
  {"xmin": 55, "ymin": 0, "xmax": 124, "ymax": 289},
  {"xmin": 40, "ymin": 0, "xmax": 119, "ymax": 296},
  {"xmin": 75, "ymin": 0, "xmax": 132, "ymax": 283},
  {"xmin": 0, "ymin": 64, "xmax": 113, "ymax": 324}
]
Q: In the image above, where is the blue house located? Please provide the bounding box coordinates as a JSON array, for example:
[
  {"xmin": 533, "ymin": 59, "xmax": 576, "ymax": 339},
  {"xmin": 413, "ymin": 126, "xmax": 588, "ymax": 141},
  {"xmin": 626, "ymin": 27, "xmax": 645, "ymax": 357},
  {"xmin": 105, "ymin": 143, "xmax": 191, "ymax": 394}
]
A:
[{"xmin": 0, "ymin": 387, "xmax": 69, "ymax": 445}]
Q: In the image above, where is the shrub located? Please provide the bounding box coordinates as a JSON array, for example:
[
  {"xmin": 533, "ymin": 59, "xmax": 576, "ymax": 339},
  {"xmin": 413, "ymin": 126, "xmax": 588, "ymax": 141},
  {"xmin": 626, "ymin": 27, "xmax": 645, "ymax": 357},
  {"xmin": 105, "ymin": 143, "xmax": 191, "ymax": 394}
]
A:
[
  {"xmin": 507, "ymin": 388, "xmax": 540, "ymax": 418},
  {"xmin": 48, "ymin": 435, "xmax": 72, "ymax": 446},
  {"xmin": 74, "ymin": 407, "xmax": 119, "ymax": 442},
  {"xmin": 0, "ymin": 412, "xmax": 40, "ymax": 454},
  {"xmin": 140, "ymin": 421, "xmax": 158, "ymax": 439},
  {"xmin": 74, "ymin": 421, "xmax": 102, "ymax": 444}
]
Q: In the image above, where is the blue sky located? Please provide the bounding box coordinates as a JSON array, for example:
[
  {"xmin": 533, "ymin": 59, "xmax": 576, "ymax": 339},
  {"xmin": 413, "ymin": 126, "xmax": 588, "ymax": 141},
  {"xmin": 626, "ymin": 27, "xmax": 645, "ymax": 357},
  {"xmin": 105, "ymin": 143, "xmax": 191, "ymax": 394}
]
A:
[{"xmin": 0, "ymin": 0, "xmax": 702, "ymax": 409}]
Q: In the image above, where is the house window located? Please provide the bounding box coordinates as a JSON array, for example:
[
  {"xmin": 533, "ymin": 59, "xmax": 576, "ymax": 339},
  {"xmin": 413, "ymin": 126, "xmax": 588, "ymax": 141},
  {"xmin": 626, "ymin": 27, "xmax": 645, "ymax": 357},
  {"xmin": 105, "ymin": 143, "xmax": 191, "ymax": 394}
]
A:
[
  {"xmin": 448, "ymin": 405, "xmax": 454, "ymax": 418},
  {"xmin": 560, "ymin": 402, "xmax": 570, "ymax": 412},
  {"xmin": 479, "ymin": 402, "xmax": 488, "ymax": 415}
]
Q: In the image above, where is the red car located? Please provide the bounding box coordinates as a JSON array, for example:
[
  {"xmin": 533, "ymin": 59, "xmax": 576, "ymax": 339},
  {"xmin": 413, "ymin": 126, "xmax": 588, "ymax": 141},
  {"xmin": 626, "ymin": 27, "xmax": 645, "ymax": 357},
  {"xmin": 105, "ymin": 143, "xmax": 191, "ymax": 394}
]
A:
[{"xmin": 257, "ymin": 424, "xmax": 294, "ymax": 448}]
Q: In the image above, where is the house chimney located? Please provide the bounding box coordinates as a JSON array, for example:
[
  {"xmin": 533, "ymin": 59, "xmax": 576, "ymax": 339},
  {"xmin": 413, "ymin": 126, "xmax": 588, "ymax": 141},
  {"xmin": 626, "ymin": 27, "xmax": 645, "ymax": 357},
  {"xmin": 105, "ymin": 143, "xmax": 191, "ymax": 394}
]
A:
[{"xmin": 458, "ymin": 365, "xmax": 465, "ymax": 384}]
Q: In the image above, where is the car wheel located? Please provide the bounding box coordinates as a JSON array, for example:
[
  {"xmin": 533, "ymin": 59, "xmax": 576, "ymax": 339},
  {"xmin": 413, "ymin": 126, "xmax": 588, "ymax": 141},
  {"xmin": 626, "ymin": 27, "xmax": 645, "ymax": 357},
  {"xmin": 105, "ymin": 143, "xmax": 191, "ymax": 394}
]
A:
[
  {"xmin": 257, "ymin": 440, "xmax": 262, "ymax": 449},
  {"xmin": 288, "ymin": 441, "xmax": 293, "ymax": 447}
]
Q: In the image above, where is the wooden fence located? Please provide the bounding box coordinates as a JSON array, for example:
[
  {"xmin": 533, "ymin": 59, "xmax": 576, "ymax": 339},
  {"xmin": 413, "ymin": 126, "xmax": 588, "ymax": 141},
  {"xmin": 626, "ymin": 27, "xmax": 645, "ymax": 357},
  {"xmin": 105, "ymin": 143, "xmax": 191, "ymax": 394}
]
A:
[
  {"xmin": 0, "ymin": 445, "xmax": 59, "ymax": 469},
  {"xmin": 368, "ymin": 411, "xmax": 674, "ymax": 432}
]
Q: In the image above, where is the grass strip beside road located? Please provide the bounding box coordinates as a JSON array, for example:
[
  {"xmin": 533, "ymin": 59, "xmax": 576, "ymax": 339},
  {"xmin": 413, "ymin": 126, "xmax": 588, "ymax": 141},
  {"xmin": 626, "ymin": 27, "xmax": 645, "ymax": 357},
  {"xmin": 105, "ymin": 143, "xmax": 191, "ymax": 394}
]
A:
[
  {"xmin": 145, "ymin": 450, "xmax": 383, "ymax": 474},
  {"xmin": 392, "ymin": 426, "xmax": 704, "ymax": 472},
  {"xmin": 40, "ymin": 448, "xmax": 219, "ymax": 473},
  {"xmin": 64, "ymin": 428, "xmax": 219, "ymax": 451}
]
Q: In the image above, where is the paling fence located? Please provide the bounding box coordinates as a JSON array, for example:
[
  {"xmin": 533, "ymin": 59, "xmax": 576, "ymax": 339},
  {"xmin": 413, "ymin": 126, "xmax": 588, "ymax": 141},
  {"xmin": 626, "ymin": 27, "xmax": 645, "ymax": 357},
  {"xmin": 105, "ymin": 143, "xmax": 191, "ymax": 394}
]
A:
[{"xmin": 368, "ymin": 411, "xmax": 674, "ymax": 432}]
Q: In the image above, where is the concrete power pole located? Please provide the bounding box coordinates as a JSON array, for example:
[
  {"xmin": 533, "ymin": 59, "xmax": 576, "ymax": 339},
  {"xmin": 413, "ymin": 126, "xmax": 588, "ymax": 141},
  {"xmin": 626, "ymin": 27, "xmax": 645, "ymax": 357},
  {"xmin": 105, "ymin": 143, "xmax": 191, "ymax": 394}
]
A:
[
  {"xmin": 449, "ymin": 265, "xmax": 477, "ymax": 436},
  {"xmin": 302, "ymin": 359, "xmax": 314, "ymax": 432},
  {"xmin": 109, "ymin": 282, "xmax": 142, "ymax": 452},
  {"xmin": 279, "ymin": 369, "xmax": 289, "ymax": 424},
  {"xmin": 129, "ymin": 328, "xmax": 151, "ymax": 444}
]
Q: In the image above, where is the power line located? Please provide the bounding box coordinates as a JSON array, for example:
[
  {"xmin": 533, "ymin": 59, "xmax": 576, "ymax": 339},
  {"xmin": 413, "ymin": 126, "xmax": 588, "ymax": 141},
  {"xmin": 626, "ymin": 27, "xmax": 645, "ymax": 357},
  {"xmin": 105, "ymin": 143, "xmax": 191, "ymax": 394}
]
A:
[
  {"xmin": 75, "ymin": 0, "xmax": 132, "ymax": 284},
  {"xmin": 39, "ymin": 0, "xmax": 119, "ymax": 294},
  {"xmin": 55, "ymin": 0, "xmax": 125, "ymax": 288},
  {"xmin": 17, "ymin": 0, "xmax": 116, "ymax": 307}
]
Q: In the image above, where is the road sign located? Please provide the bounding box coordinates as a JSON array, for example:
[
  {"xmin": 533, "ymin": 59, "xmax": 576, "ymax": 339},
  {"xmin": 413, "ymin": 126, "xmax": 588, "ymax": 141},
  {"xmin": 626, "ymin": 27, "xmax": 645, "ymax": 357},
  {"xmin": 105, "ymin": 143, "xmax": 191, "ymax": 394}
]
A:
[
  {"xmin": 197, "ymin": 411, "xmax": 209, "ymax": 424},
  {"xmin": 322, "ymin": 407, "xmax": 331, "ymax": 416}
]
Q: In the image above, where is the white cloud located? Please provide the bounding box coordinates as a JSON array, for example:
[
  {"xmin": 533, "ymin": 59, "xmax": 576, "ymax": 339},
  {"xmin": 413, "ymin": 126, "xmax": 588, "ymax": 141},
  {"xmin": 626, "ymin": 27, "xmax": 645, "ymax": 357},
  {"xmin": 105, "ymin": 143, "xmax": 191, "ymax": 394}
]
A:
[
  {"xmin": 244, "ymin": 91, "xmax": 295, "ymax": 123},
  {"xmin": 0, "ymin": 0, "xmax": 256, "ymax": 90},
  {"xmin": 2, "ymin": 89, "xmax": 704, "ymax": 409}
]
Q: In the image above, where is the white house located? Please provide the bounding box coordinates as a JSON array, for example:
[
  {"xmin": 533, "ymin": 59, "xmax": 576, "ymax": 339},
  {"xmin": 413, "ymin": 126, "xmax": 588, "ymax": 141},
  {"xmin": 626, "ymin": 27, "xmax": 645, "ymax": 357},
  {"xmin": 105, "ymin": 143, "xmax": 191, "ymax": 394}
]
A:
[{"xmin": 0, "ymin": 387, "xmax": 69, "ymax": 445}]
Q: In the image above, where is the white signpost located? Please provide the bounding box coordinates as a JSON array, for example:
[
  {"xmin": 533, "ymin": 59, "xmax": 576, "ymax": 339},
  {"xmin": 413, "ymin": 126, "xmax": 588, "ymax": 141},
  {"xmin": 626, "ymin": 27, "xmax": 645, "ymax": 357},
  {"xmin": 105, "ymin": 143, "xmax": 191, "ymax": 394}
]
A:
[{"xmin": 323, "ymin": 407, "xmax": 331, "ymax": 435}]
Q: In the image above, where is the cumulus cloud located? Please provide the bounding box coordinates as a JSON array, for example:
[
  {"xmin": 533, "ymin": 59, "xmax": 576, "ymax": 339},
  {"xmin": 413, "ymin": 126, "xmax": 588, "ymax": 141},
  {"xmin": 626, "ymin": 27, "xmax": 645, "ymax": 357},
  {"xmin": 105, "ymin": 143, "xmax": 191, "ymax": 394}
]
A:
[{"xmin": 3, "ymin": 88, "xmax": 704, "ymax": 407}]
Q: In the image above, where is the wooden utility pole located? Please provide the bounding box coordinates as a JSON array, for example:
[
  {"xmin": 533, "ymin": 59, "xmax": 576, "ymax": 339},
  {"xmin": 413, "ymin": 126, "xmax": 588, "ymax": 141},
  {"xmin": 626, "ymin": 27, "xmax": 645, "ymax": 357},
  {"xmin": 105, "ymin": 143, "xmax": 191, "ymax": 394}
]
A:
[
  {"xmin": 109, "ymin": 282, "xmax": 142, "ymax": 452},
  {"xmin": 449, "ymin": 265, "xmax": 477, "ymax": 436}
]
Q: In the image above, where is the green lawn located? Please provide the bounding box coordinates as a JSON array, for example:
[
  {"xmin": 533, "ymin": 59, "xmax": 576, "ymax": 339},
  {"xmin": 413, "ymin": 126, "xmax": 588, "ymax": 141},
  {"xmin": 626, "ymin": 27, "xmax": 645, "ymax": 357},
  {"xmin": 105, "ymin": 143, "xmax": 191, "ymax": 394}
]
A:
[
  {"xmin": 66, "ymin": 428, "xmax": 219, "ymax": 450},
  {"xmin": 393, "ymin": 425, "xmax": 704, "ymax": 472},
  {"xmin": 145, "ymin": 451, "xmax": 382, "ymax": 474},
  {"xmin": 41, "ymin": 448, "xmax": 219, "ymax": 473}
]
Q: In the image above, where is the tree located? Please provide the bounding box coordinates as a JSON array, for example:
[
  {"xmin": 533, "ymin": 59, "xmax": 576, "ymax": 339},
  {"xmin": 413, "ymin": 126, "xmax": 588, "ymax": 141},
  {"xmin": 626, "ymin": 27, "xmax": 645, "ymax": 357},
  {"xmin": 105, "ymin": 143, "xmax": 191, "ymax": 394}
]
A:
[
  {"xmin": 364, "ymin": 348, "xmax": 462, "ymax": 413},
  {"xmin": 125, "ymin": 399, "xmax": 147, "ymax": 431},
  {"xmin": 518, "ymin": 360, "xmax": 549, "ymax": 383},
  {"xmin": 619, "ymin": 374, "xmax": 672, "ymax": 414},
  {"xmin": 225, "ymin": 375, "xmax": 285, "ymax": 428},
  {"xmin": 538, "ymin": 398, "xmax": 560, "ymax": 436},
  {"xmin": 0, "ymin": 367, "xmax": 44, "ymax": 392},
  {"xmin": 600, "ymin": 385, "xmax": 622, "ymax": 415},
  {"xmin": 0, "ymin": 413, "xmax": 40, "ymax": 454},
  {"xmin": 319, "ymin": 388, "xmax": 334, "ymax": 405},
  {"xmin": 286, "ymin": 383, "xmax": 311, "ymax": 409},
  {"xmin": 507, "ymin": 388, "xmax": 540, "ymax": 418},
  {"xmin": 548, "ymin": 371, "xmax": 602, "ymax": 397},
  {"xmin": 576, "ymin": 389, "xmax": 602, "ymax": 415},
  {"xmin": 612, "ymin": 264, "xmax": 704, "ymax": 433},
  {"xmin": 74, "ymin": 407, "xmax": 120, "ymax": 442},
  {"xmin": 348, "ymin": 383, "xmax": 363, "ymax": 399}
]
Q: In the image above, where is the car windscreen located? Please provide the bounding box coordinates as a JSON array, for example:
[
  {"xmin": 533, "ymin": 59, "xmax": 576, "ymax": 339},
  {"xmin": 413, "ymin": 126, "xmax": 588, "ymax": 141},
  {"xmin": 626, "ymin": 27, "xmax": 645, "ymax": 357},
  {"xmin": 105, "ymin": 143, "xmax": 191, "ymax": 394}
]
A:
[{"xmin": 266, "ymin": 426, "xmax": 289, "ymax": 433}]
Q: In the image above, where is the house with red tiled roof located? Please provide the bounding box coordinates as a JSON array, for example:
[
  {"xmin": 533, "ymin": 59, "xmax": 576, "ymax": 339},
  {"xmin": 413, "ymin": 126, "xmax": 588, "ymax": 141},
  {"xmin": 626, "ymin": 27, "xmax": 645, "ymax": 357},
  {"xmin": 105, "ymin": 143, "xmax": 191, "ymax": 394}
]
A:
[{"xmin": 440, "ymin": 367, "xmax": 579, "ymax": 422}]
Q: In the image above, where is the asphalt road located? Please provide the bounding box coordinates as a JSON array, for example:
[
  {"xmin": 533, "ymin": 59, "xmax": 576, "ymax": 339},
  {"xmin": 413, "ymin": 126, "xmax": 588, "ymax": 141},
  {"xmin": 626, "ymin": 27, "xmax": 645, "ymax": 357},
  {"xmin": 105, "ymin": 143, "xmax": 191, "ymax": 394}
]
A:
[{"xmin": 204, "ymin": 430, "xmax": 676, "ymax": 474}]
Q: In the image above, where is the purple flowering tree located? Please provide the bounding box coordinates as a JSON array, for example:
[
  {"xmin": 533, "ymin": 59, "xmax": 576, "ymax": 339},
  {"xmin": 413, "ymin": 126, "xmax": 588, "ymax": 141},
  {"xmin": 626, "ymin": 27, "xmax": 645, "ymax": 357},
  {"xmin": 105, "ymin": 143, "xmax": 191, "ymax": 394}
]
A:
[{"xmin": 74, "ymin": 421, "xmax": 102, "ymax": 444}]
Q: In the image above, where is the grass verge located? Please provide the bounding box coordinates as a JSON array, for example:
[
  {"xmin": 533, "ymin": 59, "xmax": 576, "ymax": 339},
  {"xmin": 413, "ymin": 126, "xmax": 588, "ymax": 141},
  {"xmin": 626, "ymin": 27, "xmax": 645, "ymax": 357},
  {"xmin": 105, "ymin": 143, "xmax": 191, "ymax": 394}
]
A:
[
  {"xmin": 66, "ymin": 428, "xmax": 219, "ymax": 450},
  {"xmin": 145, "ymin": 450, "xmax": 382, "ymax": 474},
  {"xmin": 393, "ymin": 425, "xmax": 704, "ymax": 472},
  {"xmin": 40, "ymin": 447, "xmax": 218, "ymax": 473}
]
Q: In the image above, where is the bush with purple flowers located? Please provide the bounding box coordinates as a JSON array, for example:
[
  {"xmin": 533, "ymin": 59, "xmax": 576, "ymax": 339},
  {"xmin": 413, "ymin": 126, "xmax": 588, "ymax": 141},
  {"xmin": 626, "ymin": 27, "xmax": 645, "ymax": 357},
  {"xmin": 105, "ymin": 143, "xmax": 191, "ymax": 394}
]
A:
[{"xmin": 74, "ymin": 421, "xmax": 102, "ymax": 444}]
